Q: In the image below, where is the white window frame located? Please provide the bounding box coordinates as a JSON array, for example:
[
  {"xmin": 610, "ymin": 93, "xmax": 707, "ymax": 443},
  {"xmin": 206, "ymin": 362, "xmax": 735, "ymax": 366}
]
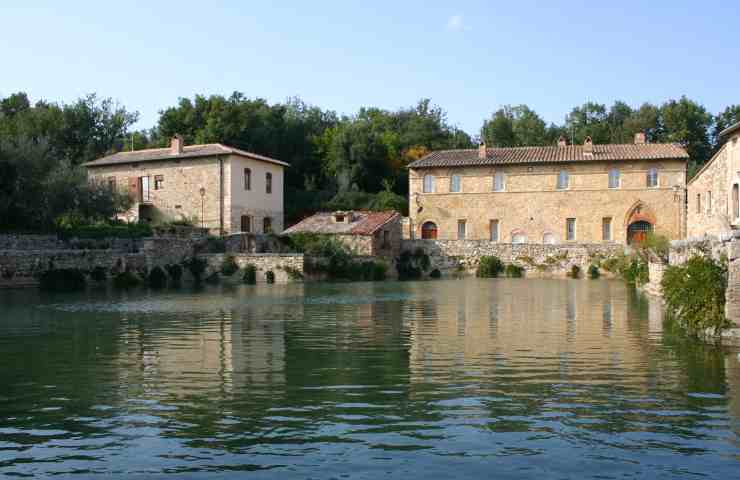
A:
[
  {"xmin": 566, "ymin": 218, "xmax": 576, "ymax": 241},
  {"xmin": 450, "ymin": 174, "xmax": 462, "ymax": 193},
  {"xmin": 608, "ymin": 169, "xmax": 620, "ymax": 189},
  {"xmin": 493, "ymin": 172, "xmax": 505, "ymax": 192},
  {"xmin": 557, "ymin": 170, "xmax": 569, "ymax": 190},
  {"xmin": 423, "ymin": 174, "xmax": 435, "ymax": 193}
]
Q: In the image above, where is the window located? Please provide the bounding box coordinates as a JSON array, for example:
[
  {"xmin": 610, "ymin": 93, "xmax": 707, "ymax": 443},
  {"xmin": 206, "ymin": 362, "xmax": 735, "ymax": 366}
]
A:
[
  {"xmin": 457, "ymin": 220, "xmax": 466, "ymax": 240},
  {"xmin": 107, "ymin": 177, "xmax": 116, "ymax": 191},
  {"xmin": 511, "ymin": 231, "xmax": 527, "ymax": 244},
  {"xmin": 733, "ymin": 184, "xmax": 739, "ymax": 219},
  {"xmin": 543, "ymin": 232, "xmax": 555, "ymax": 245},
  {"xmin": 423, "ymin": 174, "xmax": 434, "ymax": 193},
  {"xmin": 490, "ymin": 219, "xmax": 499, "ymax": 242},
  {"xmin": 140, "ymin": 176, "xmax": 150, "ymax": 203},
  {"xmin": 493, "ymin": 172, "xmax": 505, "ymax": 192},
  {"xmin": 263, "ymin": 217, "xmax": 272, "ymax": 234},
  {"xmin": 265, "ymin": 172, "xmax": 272, "ymax": 194},
  {"xmin": 244, "ymin": 168, "xmax": 251, "ymax": 190},
  {"xmin": 566, "ymin": 218, "xmax": 576, "ymax": 241},
  {"xmin": 608, "ymin": 169, "xmax": 620, "ymax": 189},
  {"xmin": 421, "ymin": 221, "xmax": 438, "ymax": 239},
  {"xmin": 382, "ymin": 230, "xmax": 390, "ymax": 249},
  {"xmin": 646, "ymin": 168, "xmax": 658, "ymax": 187},
  {"xmin": 707, "ymin": 191, "xmax": 712, "ymax": 214},
  {"xmin": 450, "ymin": 174, "xmax": 461, "ymax": 193},
  {"xmin": 241, "ymin": 215, "xmax": 252, "ymax": 233},
  {"xmin": 602, "ymin": 217, "xmax": 612, "ymax": 241},
  {"xmin": 154, "ymin": 175, "xmax": 164, "ymax": 190},
  {"xmin": 557, "ymin": 170, "xmax": 569, "ymax": 190},
  {"xmin": 696, "ymin": 193, "xmax": 702, "ymax": 214}
]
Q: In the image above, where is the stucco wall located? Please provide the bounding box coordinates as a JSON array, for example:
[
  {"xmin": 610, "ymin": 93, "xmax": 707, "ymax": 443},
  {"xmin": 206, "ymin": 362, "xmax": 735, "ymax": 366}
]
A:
[
  {"xmin": 409, "ymin": 160, "xmax": 686, "ymax": 243},
  {"xmin": 227, "ymin": 155, "xmax": 285, "ymax": 234}
]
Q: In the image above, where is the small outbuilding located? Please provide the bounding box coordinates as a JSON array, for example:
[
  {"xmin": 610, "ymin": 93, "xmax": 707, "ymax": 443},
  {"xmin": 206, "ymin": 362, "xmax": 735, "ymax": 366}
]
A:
[{"xmin": 282, "ymin": 211, "xmax": 402, "ymax": 258}]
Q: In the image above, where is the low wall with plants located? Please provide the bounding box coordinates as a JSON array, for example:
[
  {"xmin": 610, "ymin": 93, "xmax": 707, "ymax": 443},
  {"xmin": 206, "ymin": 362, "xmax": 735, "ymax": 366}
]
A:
[
  {"xmin": 401, "ymin": 240, "xmax": 624, "ymax": 277},
  {"xmin": 200, "ymin": 253, "xmax": 304, "ymax": 284}
]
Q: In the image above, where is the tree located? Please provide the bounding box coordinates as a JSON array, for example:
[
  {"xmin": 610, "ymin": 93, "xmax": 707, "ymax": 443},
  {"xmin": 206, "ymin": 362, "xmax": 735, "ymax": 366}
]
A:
[
  {"xmin": 713, "ymin": 105, "xmax": 740, "ymax": 150},
  {"xmin": 564, "ymin": 102, "xmax": 610, "ymax": 144},
  {"xmin": 659, "ymin": 96, "xmax": 713, "ymax": 173},
  {"xmin": 481, "ymin": 105, "xmax": 548, "ymax": 147},
  {"xmin": 481, "ymin": 107, "xmax": 516, "ymax": 147}
]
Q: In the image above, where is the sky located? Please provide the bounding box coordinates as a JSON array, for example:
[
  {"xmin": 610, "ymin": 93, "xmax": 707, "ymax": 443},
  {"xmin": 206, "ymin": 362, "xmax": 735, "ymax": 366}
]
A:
[{"xmin": 2, "ymin": 0, "xmax": 739, "ymax": 135}]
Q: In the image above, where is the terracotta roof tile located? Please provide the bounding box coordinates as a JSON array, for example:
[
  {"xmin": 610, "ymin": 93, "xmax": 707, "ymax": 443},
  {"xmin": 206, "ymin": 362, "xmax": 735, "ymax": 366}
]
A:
[
  {"xmin": 283, "ymin": 211, "xmax": 400, "ymax": 236},
  {"xmin": 407, "ymin": 143, "xmax": 688, "ymax": 169},
  {"xmin": 83, "ymin": 143, "xmax": 289, "ymax": 168}
]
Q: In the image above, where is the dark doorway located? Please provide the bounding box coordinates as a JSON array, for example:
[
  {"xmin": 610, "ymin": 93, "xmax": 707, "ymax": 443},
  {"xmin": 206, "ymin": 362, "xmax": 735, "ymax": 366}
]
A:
[{"xmin": 627, "ymin": 221, "xmax": 652, "ymax": 245}]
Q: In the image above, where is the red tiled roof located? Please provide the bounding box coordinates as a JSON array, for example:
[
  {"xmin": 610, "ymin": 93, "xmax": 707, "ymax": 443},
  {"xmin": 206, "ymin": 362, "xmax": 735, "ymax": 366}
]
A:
[
  {"xmin": 407, "ymin": 143, "xmax": 688, "ymax": 169},
  {"xmin": 283, "ymin": 211, "xmax": 400, "ymax": 236}
]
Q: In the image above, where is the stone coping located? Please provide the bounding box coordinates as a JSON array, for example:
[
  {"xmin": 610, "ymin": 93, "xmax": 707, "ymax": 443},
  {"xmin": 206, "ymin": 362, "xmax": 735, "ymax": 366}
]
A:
[{"xmin": 199, "ymin": 253, "xmax": 304, "ymax": 258}]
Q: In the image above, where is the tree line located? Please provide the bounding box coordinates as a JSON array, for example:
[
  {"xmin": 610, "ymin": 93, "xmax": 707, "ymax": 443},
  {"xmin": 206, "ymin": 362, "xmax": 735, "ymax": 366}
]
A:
[{"xmin": 1, "ymin": 91, "xmax": 738, "ymax": 231}]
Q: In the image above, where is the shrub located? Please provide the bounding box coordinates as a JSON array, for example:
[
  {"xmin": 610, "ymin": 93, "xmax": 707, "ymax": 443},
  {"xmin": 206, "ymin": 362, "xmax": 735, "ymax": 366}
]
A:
[
  {"xmin": 165, "ymin": 264, "xmax": 183, "ymax": 282},
  {"xmin": 243, "ymin": 264, "xmax": 257, "ymax": 284},
  {"xmin": 396, "ymin": 248, "xmax": 431, "ymax": 280},
  {"xmin": 362, "ymin": 261, "xmax": 387, "ymax": 281},
  {"xmin": 621, "ymin": 256, "xmax": 649, "ymax": 285},
  {"xmin": 196, "ymin": 236, "xmax": 226, "ymax": 254},
  {"xmin": 205, "ymin": 272, "xmax": 220, "ymax": 284},
  {"xmin": 90, "ymin": 266, "xmax": 107, "ymax": 283},
  {"xmin": 505, "ymin": 264, "xmax": 524, "ymax": 278},
  {"xmin": 282, "ymin": 266, "xmax": 304, "ymax": 281},
  {"xmin": 430, "ymin": 268, "xmax": 442, "ymax": 279},
  {"xmin": 39, "ymin": 268, "xmax": 86, "ymax": 292},
  {"xmin": 477, "ymin": 256, "xmax": 504, "ymax": 278},
  {"xmin": 183, "ymin": 256, "xmax": 208, "ymax": 282},
  {"xmin": 588, "ymin": 264, "xmax": 600, "ymax": 279},
  {"xmin": 220, "ymin": 255, "xmax": 239, "ymax": 276},
  {"xmin": 148, "ymin": 266, "xmax": 168, "ymax": 288},
  {"xmin": 1, "ymin": 267, "xmax": 15, "ymax": 280},
  {"xmin": 265, "ymin": 270, "xmax": 275, "ymax": 284},
  {"xmin": 568, "ymin": 265, "xmax": 581, "ymax": 279},
  {"xmin": 57, "ymin": 220, "xmax": 152, "ymax": 240},
  {"xmin": 113, "ymin": 270, "xmax": 141, "ymax": 289},
  {"xmin": 662, "ymin": 255, "xmax": 729, "ymax": 335}
]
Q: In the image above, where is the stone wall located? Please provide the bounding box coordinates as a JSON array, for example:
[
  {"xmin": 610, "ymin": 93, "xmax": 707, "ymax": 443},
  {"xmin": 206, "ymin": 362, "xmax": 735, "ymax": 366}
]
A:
[
  {"xmin": 402, "ymin": 239, "xmax": 624, "ymax": 276},
  {"xmin": 0, "ymin": 249, "xmax": 146, "ymax": 283},
  {"xmin": 0, "ymin": 234, "xmax": 141, "ymax": 252},
  {"xmin": 201, "ymin": 253, "xmax": 304, "ymax": 284}
]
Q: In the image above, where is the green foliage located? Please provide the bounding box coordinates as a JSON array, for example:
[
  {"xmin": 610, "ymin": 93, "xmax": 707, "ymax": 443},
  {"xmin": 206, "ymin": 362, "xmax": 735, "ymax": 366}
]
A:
[
  {"xmin": 429, "ymin": 268, "xmax": 442, "ymax": 279},
  {"xmin": 324, "ymin": 190, "xmax": 408, "ymax": 216},
  {"xmin": 56, "ymin": 219, "xmax": 152, "ymax": 239},
  {"xmin": 636, "ymin": 232, "xmax": 670, "ymax": 263},
  {"xmin": 113, "ymin": 270, "xmax": 141, "ymax": 289},
  {"xmin": 265, "ymin": 270, "xmax": 276, "ymax": 284},
  {"xmin": 505, "ymin": 264, "xmax": 524, "ymax": 278},
  {"xmin": 148, "ymin": 266, "xmax": 168, "ymax": 288},
  {"xmin": 89, "ymin": 266, "xmax": 107, "ymax": 283},
  {"xmin": 661, "ymin": 255, "xmax": 729, "ymax": 335},
  {"xmin": 568, "ymin": 265, "xmax": 581, "ymax": 279},
  {"xmin": 588, "ymin": 265, "xmax": 600, "ymax": 279},
  {"xmin": 396, "ymin": 248, "xmax": 431, "ymax": 280},
  {"xmin": 205, "ymin": 272, "xmax": 220, "ymax": 284},
  {"xmin": 481, "ymin": 105, "xmax": 548, "ymax": 147},
  {"xmin": 243, "ymin": 264, "xmax": 257, "ymax": 284},
  {"xmin": 39, "ymin": 268, "xmax": 86, "ymax": 292},
  {"xmin": 477, "ymin": 256, "xmax": 504, "ymax": 278},
  {"xmin": 220, "ymin": 255, "xmax": 239, "ymax": 276},
  {"xmin": 282, "ymin": 266, "xmax": 304, "ymax": 281},
  {"xmin": 165, "ymin": 264, "xmax": 183, "ymax": 282},
  {"xmin": 622, "ymin": 256, "xmax": 649, "ymax": 285},
  {"xmin": 183, "ymin": 256, "xmax": 208, "ymax": 282},
  {"xmin": 197, "ymin": 236, "xmax": 225, "ymax": 254}
]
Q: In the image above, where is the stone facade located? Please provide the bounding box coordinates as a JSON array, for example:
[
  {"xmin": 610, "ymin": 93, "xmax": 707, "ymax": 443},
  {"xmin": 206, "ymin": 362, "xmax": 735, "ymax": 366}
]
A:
[
  {"xmin": 409, "ymin": 159, "xmax": 687, "ymax": 244},
  {"xmin": 86, "ymin": 139, "xmax": 286, "ymax": 235},
  {"xmin": 201, "ymin": 253, "xmax": 304, "ymax": 284},
  {"xmin": 402, "ymin": 239, "xmax": 624, "ymax": 276},
  {"xmin": 687, "ymin": 131, "xmax": 740, "ymax": 238}
]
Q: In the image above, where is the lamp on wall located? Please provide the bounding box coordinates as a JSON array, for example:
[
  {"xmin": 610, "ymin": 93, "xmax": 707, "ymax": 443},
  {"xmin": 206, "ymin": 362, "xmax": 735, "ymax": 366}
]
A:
[{"xmin": 199, "ymin": 187, "xmax": 206, "ymax": 229}]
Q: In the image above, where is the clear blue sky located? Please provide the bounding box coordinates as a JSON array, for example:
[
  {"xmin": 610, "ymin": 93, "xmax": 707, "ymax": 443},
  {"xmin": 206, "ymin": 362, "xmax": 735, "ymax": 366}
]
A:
[{"xmin": 2, "ymin": 1, "xmax": 738, "ymax": 135}]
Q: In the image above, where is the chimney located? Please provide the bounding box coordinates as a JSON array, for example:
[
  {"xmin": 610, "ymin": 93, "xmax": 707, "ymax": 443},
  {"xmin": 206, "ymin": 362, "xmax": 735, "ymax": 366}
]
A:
[
  {"xmin": 557, "ymin": 136, "xmax": 567, "ymax": 147},
  {"xmin": 478, "ymin": 142, "xmax": 486, "ymax": 159},
  {"xmin": 171, "ymin": 134, "xmax": 184, "ymax": 154},
  {"xmin": 634, "ymin": 131, "xmax": 646, "ymax": 144},
  {"xmin": 583, "ymin": 136, "xmax": 593, "ymax": 156}
]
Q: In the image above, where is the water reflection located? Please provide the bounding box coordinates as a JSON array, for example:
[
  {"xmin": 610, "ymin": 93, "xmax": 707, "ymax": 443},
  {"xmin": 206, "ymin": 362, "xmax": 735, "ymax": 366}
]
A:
[{"xmin": 0, "ymin": 279, "xmax": 738, "ymax": 478}]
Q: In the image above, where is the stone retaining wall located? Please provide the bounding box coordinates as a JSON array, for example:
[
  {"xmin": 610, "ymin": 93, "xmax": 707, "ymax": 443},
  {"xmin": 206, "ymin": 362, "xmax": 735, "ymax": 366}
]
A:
[
  {"xmin": 402, "ymin": 240, "xmax": 624, "ymax": 276},
  {"xmin": 201, "ymin": 253, "xmax": 304, "ymax": 284}
]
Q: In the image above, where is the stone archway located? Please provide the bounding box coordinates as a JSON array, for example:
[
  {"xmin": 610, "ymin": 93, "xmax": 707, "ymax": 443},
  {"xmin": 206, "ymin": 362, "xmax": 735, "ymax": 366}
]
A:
[
  {"xmin": 421, "ymin": 221, "xmax": 438, "ymax": 240},
  {"xmin": 624, "ymin": 201, "xmax": 656, "ymax": 244}
]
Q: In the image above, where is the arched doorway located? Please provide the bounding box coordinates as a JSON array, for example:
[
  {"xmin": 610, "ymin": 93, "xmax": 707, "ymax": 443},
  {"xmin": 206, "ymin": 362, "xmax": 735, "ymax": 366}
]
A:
[
  {"xmin": 421, "ymin": 221, "xmax": 438, "ymax": 239},
  {"xmin": 627, "ymin": 221, "xmax": 653, "ymax": 244}
]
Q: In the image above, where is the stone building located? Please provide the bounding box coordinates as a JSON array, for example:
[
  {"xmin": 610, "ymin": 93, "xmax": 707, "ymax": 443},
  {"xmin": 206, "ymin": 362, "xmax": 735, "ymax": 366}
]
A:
[
  {"xmin": 687, "ymin": 121, "xmax": 740, "ymax": 238},
  {"xmin": 282, "ymin": 211, "xmax": 402, "ymax": 258},
  {"xmin": 84, "ymin": 136, "xmax": 288, "ymax": 234},
  {"xmin": 407, "ymin": 134, "xmax": 688, "ymax": 244}
]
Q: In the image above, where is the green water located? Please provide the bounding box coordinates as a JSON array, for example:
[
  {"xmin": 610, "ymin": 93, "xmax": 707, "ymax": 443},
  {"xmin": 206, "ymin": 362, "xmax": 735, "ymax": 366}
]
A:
[{"xmin": 0, "ymin": 278, "xmax": 738, "ymax": 478}]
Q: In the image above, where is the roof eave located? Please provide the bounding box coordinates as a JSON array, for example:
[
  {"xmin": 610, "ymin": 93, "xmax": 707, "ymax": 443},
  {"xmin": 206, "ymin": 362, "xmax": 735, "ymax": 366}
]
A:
[{"xmin": 719, "ymin": 120, "xmax": 740, "ymax": 139}]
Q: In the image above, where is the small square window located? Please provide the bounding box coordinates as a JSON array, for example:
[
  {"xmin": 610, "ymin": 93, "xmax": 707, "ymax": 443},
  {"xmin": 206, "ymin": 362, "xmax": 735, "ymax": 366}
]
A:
[
  {"xmin": 557, "ymin": 171, "xmax": 569, "ymax": 190},
  {"xmin": 154, "ymin": 175, "xmax": 164, "ymax": 190},
  {"xmin": 566, "ymin": 218, "xmax": 576, "ymax": 241}
]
